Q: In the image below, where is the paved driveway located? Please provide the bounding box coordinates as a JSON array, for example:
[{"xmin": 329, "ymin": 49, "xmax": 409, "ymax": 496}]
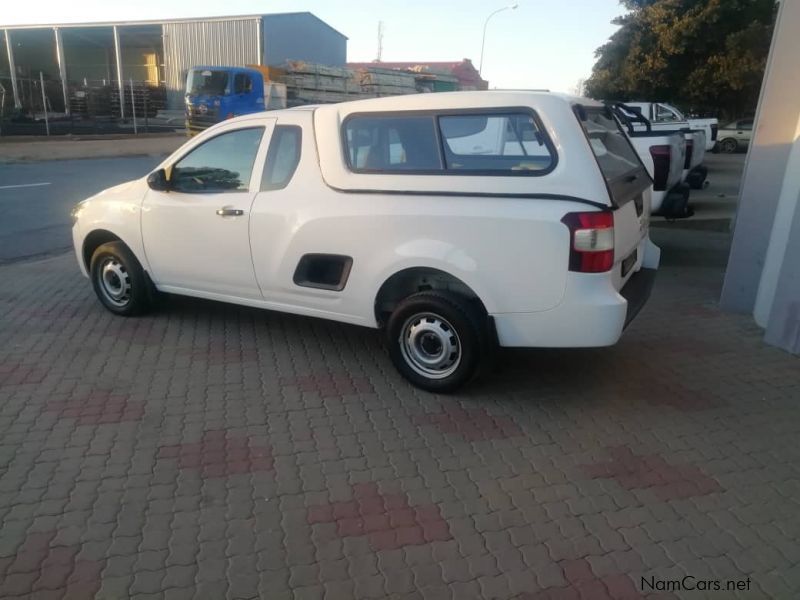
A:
[{"xmin": 0, "ymin": 229, "xmax": 798, "ymax": 599}]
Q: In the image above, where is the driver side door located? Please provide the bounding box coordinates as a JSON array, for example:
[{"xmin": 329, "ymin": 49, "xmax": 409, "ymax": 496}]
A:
[{"xmin": 142, "ymin": 120, "xmax": 274, "ymax": 299}]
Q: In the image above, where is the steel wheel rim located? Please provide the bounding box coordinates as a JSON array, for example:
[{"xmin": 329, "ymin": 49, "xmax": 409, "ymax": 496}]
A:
[
  {"xmin": 722, "ymin": 139, "xmax": 737, "ymax": 153},
  {"xmin": 399, "ymin": 312, "xmax": 461, "ymax": 379},
  {"xmin": 98, "ymin": 257, "xmax": 131, "ymax": 307}
]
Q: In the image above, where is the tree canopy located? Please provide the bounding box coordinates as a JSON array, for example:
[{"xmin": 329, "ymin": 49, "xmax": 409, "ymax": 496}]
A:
[{"xmin": 584, "ymin": 0, "xmax": 776, "ymax": 118}]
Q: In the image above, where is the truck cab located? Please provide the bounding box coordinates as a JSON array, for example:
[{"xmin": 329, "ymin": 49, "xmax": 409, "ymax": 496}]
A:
[{"xmin": 185, "ymin": 66, "xmax": 285, "ymax": 135}]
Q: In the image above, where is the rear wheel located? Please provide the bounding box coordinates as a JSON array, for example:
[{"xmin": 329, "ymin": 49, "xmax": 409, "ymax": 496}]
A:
[
  {"xmin": 90, "ymin": 242, "xmax": 153, "ymax": 316},
  {"xmin": 386, "ymin": 292, "xmax": 488, "ymax": 393},
  {"xmin": 719, "ymin": 138, "xmax": 738, "ymax": 153}
]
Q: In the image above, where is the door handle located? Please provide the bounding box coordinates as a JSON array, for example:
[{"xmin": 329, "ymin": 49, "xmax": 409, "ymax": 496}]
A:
[{"xmin": 216, "ymin": 208, "xmax": 244, "ymax": 217}]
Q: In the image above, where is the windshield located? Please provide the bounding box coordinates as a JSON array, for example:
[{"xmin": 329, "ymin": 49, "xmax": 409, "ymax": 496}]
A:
[{"xmin": 186, "ymin": 69, "xmax": 228, "ymax": 96}]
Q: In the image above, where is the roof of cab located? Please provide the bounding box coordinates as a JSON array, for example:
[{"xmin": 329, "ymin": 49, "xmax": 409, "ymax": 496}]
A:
[
  {"xmin": 218, "ymin": 91, "xmax": 603, "ymax": 129},
  {"xmin": 251, "ymin": 91, "xmax": 602, "ymax": 121},
  {"xmin": 316, "ymin": 90, "xmax": 602, "ymax": 112}
]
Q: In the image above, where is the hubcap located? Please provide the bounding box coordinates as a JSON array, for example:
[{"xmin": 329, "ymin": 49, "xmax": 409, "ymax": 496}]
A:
[
  {"xmin": 399, "ymin": 312, "xmax": 461, "ymax": 379},
  {"xmin": 98, "ymin": 258, "xmax": 131, "ymax": 307}
]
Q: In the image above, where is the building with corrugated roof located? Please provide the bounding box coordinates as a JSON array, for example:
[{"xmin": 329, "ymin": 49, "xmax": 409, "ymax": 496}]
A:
[{"xmin": 0, "ymin": 12, "xmax": 347, "ymax": 118}]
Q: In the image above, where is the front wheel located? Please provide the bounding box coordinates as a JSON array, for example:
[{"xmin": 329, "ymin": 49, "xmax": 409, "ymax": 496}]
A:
[
  {"xmin": 386, "ymin": 292, "xmax": 488, "ymax": 393},
  {"xmin": 90, "ymin": 241, "xmax": 153, "ymax": 316},
  {"xmin": 719, "ymin": 138, "xmax": 738, "ymax": 154}
]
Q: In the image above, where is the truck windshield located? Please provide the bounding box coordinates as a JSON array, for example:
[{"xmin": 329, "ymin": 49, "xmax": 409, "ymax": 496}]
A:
[{"xmin": 186, "ymin": 70, "xmax": 228, "ymax": 96}]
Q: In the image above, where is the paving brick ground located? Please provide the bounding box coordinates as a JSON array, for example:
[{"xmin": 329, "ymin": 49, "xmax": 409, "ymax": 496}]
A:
[{"xmin": 0, "ymin": 230, "xmax": 798, "ymax": 599}]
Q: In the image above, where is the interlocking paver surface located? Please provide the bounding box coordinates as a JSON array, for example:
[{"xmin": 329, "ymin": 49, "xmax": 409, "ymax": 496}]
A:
[{"xmin": 0, "ymin": 229, "xmax": 798, "ymax": 599}]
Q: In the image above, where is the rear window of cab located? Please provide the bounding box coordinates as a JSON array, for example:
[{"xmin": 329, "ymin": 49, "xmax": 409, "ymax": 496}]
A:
[{"xmin": 343, "ymin": 110, "xmax": 556, "ymax": 175}]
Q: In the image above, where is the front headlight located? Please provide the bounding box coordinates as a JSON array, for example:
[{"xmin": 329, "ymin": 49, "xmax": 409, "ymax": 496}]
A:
[{"xmin": 70, "ymin": 200, "xmax": 88, "ymax": 224}]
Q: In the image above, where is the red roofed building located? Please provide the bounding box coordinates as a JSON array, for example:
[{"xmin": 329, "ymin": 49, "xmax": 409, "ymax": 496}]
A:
[{"xmin": 346, "ymin": 59, "xmax": 488, "ymax": 91}]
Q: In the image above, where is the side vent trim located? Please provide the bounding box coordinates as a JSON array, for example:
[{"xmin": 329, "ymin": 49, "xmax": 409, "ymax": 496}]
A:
[{"xmin": 293, "ymin": 254, "xmax": 353, "ymax": 292}]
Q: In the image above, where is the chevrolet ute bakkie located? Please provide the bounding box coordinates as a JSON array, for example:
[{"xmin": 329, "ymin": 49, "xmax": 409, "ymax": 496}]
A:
[{"xmin": 71, "ymin": 91, "xmax": 660, "ymax": 392}]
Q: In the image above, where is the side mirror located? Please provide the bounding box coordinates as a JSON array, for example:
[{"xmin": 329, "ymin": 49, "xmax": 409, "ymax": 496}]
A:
[{"xmin": 147, "ymin": 168, "xmax": 170, "ymax": 192}]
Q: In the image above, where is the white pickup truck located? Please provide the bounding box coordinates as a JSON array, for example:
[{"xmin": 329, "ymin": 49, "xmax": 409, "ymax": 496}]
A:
[
  {"xmin": 70, "ymin": 91, "xmax": 660, "ymax": 392},
  {"xmin": 610, "ymin": 104, "xmax": 691, "ymax": 218},
  {"xmin": 624, "ymin": 101, "xmax": 718, "ymax": 151},
  {"xmin": 615, "ymin": 103, "xmax": 709, "ymax": 192}
]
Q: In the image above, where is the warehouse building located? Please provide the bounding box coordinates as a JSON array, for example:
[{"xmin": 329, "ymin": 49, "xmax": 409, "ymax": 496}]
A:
[{"xmin": 0, "ymin": 12, "xmax": 347, "ymax": 118}]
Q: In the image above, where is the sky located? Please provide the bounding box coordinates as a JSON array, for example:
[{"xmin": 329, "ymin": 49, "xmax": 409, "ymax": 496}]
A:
[{"xmin": 2, "ymin": 0, "xmax": 625, "ymax": 93}]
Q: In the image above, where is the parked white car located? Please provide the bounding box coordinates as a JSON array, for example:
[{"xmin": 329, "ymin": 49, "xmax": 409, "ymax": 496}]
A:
[
  {"xmin": 717, "ymin": 118, "xmax": 753, "ymax": 153},
  {"xmin": 71, "ymin": 91, "xmax": 660, "ymax": 392}
]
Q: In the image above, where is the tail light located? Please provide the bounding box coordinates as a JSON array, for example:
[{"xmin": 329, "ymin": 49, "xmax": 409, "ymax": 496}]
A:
[
  {"xmin": 649, "ymin": 145, "xmax": 671, "ymax": 192},
  {"xmin": 561, "ymin": 211, "xmax": 614, "ymax": 273},
  {"xmin": 684, "ymin": 139, "xmax": 694, "ymax": 170},
  {"xmin": 711, "ymin": 124, "xmax": 718, "ymax": 141}
]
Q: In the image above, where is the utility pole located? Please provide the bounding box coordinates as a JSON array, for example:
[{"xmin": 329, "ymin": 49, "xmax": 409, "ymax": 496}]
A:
[
  {"xmin": 376, "ymin": 21, "xmax": 385, "ymax": 62},
  {"xmin": 479, "ymin": 4, "xmax": 518, "ymax": 75}
]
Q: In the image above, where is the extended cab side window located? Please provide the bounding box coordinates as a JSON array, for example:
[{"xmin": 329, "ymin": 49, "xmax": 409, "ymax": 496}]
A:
[
  {"xmin": 261, "ymin": 126, "xmax": 302, "ymax": 191},
  {"xmin": 655, "ymin": 104, "xmax": 681, "ymax": 122},
  {"xmin": 344, "ymin": 116, "xmax": 442, "ymax": 172},
  {"xmin": 438, "ymin": 113, "xmax": 554, "ymax": 173},
  {"xmin": 170, "ymin": 127, "xmax": 264, "ymax": 193}
]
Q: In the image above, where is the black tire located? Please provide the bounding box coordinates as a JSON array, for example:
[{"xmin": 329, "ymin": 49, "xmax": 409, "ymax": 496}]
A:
[
  {"xmin": 720, "ymin": 138, "xmax": 738, "ymax": 154},
  {"xmin": 386, "ymin": 291, "xmax": 489, "ymax": 393},
  {"xmin": 89, "ymin": 241, "xmax": 153, "ymax": 316}
]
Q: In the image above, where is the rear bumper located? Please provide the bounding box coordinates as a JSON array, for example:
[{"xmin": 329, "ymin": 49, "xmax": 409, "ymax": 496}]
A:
[
  {"xmin": 620, "ymin": 267, "xmax": 657, "ymax": 329},
  {"xmin": 493, "ymin": 239, "xmax": 659, "ymax": 348}
]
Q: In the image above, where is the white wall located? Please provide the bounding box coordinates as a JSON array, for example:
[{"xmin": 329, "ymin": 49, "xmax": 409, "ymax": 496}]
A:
[{"xmin": 722, "ymin": 0, "xmax": 800, "ymax": 355}]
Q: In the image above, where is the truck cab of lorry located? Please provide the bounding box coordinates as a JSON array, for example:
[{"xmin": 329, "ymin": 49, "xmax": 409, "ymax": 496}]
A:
[{"xmin": 185, "ymin": 66, "xmax": 285, "ymax": 135}]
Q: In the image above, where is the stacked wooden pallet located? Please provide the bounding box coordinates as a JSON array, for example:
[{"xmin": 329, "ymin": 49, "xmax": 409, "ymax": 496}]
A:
[
  {"xmin": 352, "ymin": 67, "xmax": 418, "ymax": 97},
  {"xmin": 279, "ymin": 61, "xmax": 371, "ymax": 106},
  {"xmin": 278, "ymin": 61, "xmax": 420, "ymax": 106}
]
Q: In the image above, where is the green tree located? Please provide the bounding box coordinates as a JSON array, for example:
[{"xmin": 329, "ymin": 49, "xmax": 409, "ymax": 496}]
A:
[{"xmin": 585, "ymin": 0, "xmax": 776, "ymax": 118}]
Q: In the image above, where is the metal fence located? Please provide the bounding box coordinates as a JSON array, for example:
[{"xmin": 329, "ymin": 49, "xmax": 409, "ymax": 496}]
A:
[{"xmin": 0, "ymin": 73, "xmax": 170, "ymax": 136}]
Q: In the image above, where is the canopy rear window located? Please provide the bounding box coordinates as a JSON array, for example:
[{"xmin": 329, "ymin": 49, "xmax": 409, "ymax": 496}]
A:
[
  {"xmin": 579, "ymin": 108, "xmax": 642, "ymax": 182},
  {"xmin": 342, "ymin": 109, "xmax": 556, "ymax": 176}
]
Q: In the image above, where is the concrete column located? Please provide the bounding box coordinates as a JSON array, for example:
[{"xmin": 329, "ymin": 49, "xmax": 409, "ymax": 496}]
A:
[
  {"xmin": 763, "ymin": 156, "xmax": 800, "ymax": 353},
  {"xmin": 53, "ymin": 28, "xmax": 70, "ymax": 115},
  {"xmin": 3, "ymin": 30, "xmax": 22, "ymax": 110},
  {"xmin": 754, "ymin": 113, "xmax": 800, "ymax": 327},
  {"xmin": 113, "ymin": 25, "xmax": 125, "ymax": 118},
  {"xmin": 722, "ymin": 0, "xmax": 800, "ymax": 356},
  {"xmin": 257, "ymin": 18, "xmax": 264, "ymax": 66},
  {"xmin": 720, "ymin": 0, "xmax": 800, "ymax": 313}
]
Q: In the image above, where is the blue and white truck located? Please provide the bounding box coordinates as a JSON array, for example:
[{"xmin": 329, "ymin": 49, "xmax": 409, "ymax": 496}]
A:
[{"xmin": 185, "ymin": 66, "xmax": 286, "ymax": 135}]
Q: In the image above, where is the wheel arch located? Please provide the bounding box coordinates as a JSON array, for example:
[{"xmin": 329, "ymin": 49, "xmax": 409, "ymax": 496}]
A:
[
  {"xmin": 373, "ymin": 266, "xmax": 488, "ymax": 327},
  {"xmin": 82, "ymin": 229, "xmax": 130, "ymax": 272}
]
